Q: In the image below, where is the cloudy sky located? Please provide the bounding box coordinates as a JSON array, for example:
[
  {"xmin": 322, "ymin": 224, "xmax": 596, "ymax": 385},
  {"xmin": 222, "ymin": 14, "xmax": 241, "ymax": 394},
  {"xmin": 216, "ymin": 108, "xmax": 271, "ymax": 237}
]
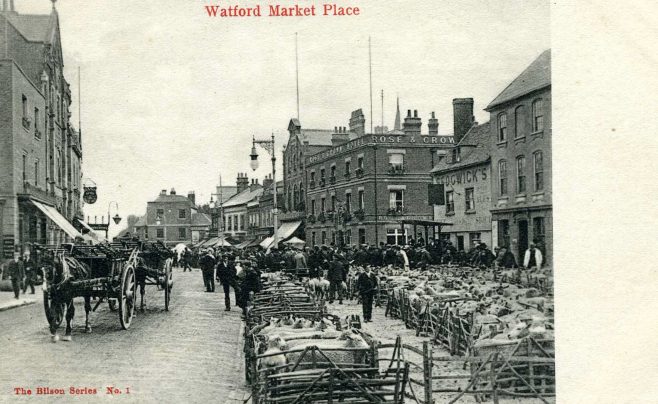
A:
[{"xmin": 19, "ymin": 0, "xmax": 549, "ymax": 237}]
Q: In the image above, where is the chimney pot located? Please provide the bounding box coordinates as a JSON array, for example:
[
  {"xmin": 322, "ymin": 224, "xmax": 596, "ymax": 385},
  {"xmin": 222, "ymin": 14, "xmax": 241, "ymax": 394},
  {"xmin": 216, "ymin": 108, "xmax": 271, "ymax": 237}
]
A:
[
  {"xmin": 431, "ymin": 111, "xmax": 435, "ymax": 119},
  {"xmin": 407, "ymin": 110, "xmax": 411, "ymax": 117},
  {"xmin": 414, "ymin": 110, "xmax": 418, "ymax": 118}
]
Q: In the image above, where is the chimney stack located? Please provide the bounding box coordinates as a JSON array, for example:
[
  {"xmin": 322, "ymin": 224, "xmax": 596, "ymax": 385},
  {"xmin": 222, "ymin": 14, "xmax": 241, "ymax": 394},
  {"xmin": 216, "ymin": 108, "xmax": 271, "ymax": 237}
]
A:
[
  {"xmin": 236, "ymin": 172, "xmax": 249, "ymax": 193},
  {"xmin": 332, "ymin": 125, "xmax": 350, "ymax": 147},
  {"xmin": 348, "ymin": 109, "xmax": 366, "ymax": 136},
  {"xmin": 187, "ymin": 191, "xmax": 195, "ymax": 205},
  {"xmin": 170, "ymin": 188, "xmax": 176, "ymax": 195},
  {"xmin": 452, "ymin": 98, "xmax": 474, "ymax": 143},
  {"xmin": 263, "ymin": 174, "xmax": 273, "ymax": 190},
  {"xmin": 161, "ymin": 189, "xmax": 167, "ymax": 195},
  {"xmin": 428, "ymin": 111, "xmax": 439, "ymax": 135},
  {"xmin": 403, "ymin": 108, "xmax": 422, "ymax": 136}
]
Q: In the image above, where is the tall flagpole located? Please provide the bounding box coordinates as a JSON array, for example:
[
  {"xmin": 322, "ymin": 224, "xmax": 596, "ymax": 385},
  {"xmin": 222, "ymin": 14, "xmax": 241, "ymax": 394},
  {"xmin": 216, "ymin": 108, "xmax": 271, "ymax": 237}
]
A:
[
  {"xmin": 295, "ymin": 32, "xmax": 300, "ymax": 120},
  {"xmin": 369, "ymin": 37, "xmax": 373, "ymax": 134},
  {"xmin": 381, "ymin": 89, "xmax": 384, "ymax": 132}
]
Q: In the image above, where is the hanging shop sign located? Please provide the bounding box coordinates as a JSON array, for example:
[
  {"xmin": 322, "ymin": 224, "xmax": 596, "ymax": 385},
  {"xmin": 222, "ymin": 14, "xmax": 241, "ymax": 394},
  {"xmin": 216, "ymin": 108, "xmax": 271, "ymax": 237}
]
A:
[{"xmin": 83, "ymin": 186, "xmax": 97, "ymax": 204}]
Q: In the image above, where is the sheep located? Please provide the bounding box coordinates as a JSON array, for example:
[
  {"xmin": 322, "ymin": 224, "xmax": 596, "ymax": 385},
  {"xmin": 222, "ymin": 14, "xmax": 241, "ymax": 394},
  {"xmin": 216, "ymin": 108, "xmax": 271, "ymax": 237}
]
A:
[
  {"xmin": 258, "ymin": 335, "xmax": 288, "ymax": 372},
  {"xmin": 282, "ymin": 330, "xmax": 371, "ymax": 369}
]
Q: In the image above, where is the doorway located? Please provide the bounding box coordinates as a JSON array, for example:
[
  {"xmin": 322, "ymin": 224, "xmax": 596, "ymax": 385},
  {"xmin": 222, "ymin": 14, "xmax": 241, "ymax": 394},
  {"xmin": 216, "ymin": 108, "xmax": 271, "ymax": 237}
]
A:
[
  {"xmin": 457, "ymin": 235, "xmax": 464, "ymax": 251},
  {"xmin": 518, "ymin": 220, "xmax": 529, "ymax": 259}
]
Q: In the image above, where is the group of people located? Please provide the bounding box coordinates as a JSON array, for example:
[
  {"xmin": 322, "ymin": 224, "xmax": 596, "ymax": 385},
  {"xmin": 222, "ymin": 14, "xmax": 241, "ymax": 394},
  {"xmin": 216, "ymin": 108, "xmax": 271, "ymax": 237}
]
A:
[{"xmin": 1, "ymin": 252, "xmax": 38, "ymax": 300}]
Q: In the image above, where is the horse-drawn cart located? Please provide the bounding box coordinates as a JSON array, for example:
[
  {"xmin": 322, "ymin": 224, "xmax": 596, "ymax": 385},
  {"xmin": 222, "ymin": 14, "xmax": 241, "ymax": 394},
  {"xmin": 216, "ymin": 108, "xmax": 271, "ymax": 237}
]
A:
[{"xmin": 37, "ymin": 243, "xmax": 139, "ymax": 340}]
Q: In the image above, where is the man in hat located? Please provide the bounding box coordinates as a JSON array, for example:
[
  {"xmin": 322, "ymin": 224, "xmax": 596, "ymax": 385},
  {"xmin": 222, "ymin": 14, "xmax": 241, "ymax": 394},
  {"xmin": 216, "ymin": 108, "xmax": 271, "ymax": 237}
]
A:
[
  {"xmin": 198, "ymin": 249, "xmax": 216, "ymax": 292},
  {"xmin": 6, "ymin": 252, "xmax": 24, "ymax": 299},
  {"xmin": 239, "ymin": 260, "xmax": 261, "ymax": 317},
  {"xmin": 217, "ymin": 254, "xmax": 238, "ymax": 310},
  {"xmin": 22, "ymin": 251, "xmax": 36, "ymax": 294},
  {"xmin": 327, "ymin": 255, "xmax": 345, "ymax": 304},
  {"xmin": 356, "ymin": 265, "xmax": 378, "ymax": 322}
]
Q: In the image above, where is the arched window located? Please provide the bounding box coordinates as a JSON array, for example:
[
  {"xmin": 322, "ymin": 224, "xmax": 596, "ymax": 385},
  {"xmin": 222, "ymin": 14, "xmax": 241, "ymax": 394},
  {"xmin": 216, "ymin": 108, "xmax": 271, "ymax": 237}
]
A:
[
  {"xmin": 293, "ymin": 184, "xmax": 298, "ymax": 207},
  {"xmin": 514, "ymin": 105, "xmax": 525, "ymax": 138},
  {"xmin": 498, "ymin": 160, "xmax": 508, "ymax": 195},
  {"xmin": 497, "ymin": 113, "xmax": 507, "ymax": 142},
  {"xmin": 532, "ymin": 99, "xmax": 544, "ymax": 132},
  {"xmin": 533, "ymin": 151, "xmax": 544, "ymax": 191},
  {"xmin": 516, "ymin": 155, "xmax": 526, "ymax": 193}
]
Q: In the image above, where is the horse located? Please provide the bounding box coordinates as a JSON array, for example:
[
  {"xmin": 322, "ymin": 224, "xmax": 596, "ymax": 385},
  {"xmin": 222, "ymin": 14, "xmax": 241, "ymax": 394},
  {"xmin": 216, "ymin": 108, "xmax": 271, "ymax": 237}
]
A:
[{"xmin": 43, "ymin": 254, "xmax": 93, "ymax": 342}]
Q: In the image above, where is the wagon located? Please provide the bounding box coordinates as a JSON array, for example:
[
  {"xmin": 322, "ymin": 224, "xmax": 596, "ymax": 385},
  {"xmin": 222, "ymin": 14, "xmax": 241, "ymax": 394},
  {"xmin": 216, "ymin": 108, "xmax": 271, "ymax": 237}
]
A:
[{"xmin": 37, "ymin": 242, "xmax": 140, "ymax": 331}]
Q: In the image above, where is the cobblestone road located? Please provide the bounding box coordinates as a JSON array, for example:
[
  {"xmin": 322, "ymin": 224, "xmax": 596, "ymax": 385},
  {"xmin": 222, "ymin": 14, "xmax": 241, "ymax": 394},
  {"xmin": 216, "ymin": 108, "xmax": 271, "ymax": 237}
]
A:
[{"xmin": 0, "ymin": 268, "xmax": 249, "ymax": 403}]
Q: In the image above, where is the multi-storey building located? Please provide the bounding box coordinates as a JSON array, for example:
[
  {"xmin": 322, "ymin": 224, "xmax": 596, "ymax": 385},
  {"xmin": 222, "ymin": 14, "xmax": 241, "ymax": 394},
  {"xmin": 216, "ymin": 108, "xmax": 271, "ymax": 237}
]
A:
[
  {"xmin": 304, "ymin": 106, "xmax": 459, "ymax": 247},
  {"xmin": 431, "ymin": 120, "xmax": 493, "ymax": 251},
  {"xmin": 221, "ymin": 174, "xmax": 262, "ymax": 242},
  {"xmin": 0, "ymin": 3, "xmax": 84, "ymax": 258},
  {"xmin": 145, "ymin": 189, "xmax": 208, "ymax": 246},
  {"xmin": 487, "ymin": 50, "xmax": 552, "ymax": 264}
]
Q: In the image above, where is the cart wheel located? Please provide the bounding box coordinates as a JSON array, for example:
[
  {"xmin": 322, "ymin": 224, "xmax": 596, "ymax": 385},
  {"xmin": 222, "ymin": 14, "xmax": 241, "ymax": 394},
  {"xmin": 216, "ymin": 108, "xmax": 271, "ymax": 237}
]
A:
[
  {"xmin": 43, "ymin": 289, "xmax": 65, "ymax": 329},
  {"xmin": 164, "ymin": 259, "xmax": 173, "ymax": 311},
  {"xmin": 119, "ymin": 265, "xmax": 136, "ymax": 330},
  {"xmin": 108, "ymin": 299, "xmax": 117, "ymax": 312}
]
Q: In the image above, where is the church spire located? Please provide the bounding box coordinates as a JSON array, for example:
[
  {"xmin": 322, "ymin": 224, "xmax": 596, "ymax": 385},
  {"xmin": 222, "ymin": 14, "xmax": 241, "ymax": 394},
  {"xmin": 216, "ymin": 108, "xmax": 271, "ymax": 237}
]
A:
[{"xmin": 393, "ymin": 96, "xmax": 401, "ymax": 131}]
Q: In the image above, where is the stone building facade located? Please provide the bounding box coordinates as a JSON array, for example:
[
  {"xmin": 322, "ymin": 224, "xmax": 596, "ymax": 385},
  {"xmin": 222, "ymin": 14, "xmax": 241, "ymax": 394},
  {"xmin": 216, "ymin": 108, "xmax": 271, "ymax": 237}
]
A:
[
  {"xmin": 487, "ymin": 50, "xmax": 552, "ymax": 264},
  {"xmin": 145, "ymin": 189, "xmax": 199, "ymax": 246},
  {"xmin": 0, "ymin": 4, "xmax": 83, "ymax": 258}
]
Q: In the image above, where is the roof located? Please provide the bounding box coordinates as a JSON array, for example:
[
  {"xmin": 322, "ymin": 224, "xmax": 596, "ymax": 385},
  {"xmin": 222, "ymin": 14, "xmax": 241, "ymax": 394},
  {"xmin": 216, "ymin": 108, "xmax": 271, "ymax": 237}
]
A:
[
  {"xmin": 223, "ymin": 187, "xmax": 263, "ymax": 208},
  {"xmin": 191, "ymin": 212, "xmax": 211, "ymax": 226},
  {"xmin": 487, "ymin": 50, "xmax": 551, "ymax": 110},
  {"xmin": 431, "ymin": 122, "xmax": 491, "ymax": 173},
  {"xmin": 150, "ymin": 193, "xmax": 194, "ymax": 204},
  {"xmin": 134, "ymin": 216, "xmax": 147, "ymax": 227},
  {"xmin": 4, "ymin": 12, "xmax": 54, "ymax": 43},
  {"xmin": 298, "ymin": 129, "xmax": 334, "ymax": 146}
]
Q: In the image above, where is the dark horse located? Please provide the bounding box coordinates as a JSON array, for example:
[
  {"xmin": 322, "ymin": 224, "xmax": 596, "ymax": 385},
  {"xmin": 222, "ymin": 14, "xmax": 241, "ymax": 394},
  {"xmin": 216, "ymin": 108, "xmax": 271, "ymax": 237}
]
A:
[{"xmin": 44, "ymin": 254, "xmax": 93, "ymax": 342}]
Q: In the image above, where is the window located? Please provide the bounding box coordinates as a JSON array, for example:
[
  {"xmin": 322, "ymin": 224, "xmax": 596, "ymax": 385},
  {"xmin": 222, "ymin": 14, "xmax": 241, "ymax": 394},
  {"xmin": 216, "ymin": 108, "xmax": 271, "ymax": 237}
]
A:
[
  {"xmin": 498, "ymin": 160, "xmax": 508, "ymax": 195},
  {"xmin": 386, "ymin": 228, "xmax": 407, "ymax": 246},
  {"xmin": 345, "ymin": 193, "xmax": 352, "ymax": 213},
  {"xmin": 240, "ymin": 214, "xmax": 245, "ymax": 230},
  {"xmin": 357, "ymin": 156, "xmax": 364, "ymax": 169},
  {"xmin": 310, "ymin": 171, "xmax": 316, "ymax": 184},
  {"xmin": 446, "ymin": 191, "xmax": 454, "ymax": 213},
  {"xmin": 516, "ymin": 156, "xmax": 526, "ymax": 193},
  {"xmin": 34, "ymin": 108, "xmax": 40, "ymax": 135},
  {"xmin": 22, "ymin": 154, "xmax": 27, "ymax": 184},
  {"xmin": 533, "ymin": 217, "xmax": 545, "ymax": 244},
  {"xmin": 22, "ymin": 95, "xmax": 27, "ymax": 118},
  {"xmin": 452, "ymin": 147, "xmax": 461, "ymax": 163},
  {"xmin": 34, "ymin": 160, "xmax": 39, "ymax": 186},
  {"xmin": 320, "ymin": 168, "xmax": 326, "ymax": 180},
  {"xmin": 532, "ymin": 99, "xmax": 544, "ymax": 132},
  {"xmin": 465, "ymin": 188, "xmax": 474, "ymax": 211},
  {"xmin": 311, "ymin": 199, "xmax": 316, "ymax": 215},
  {"xmin": 331, "ymin": 231, "xmax": 336, "ymax": 244},
  {"xmin": 358, "ymin": 228, "xmax": 366, "ymax": 245},
  {"xmin": 330, "ymin": 165, "xmax": 336, "ymax": 178},
  {"xmin": 178, "ymin": 228, "xmax": 186, "ymax": 239},
  {"xmin": 311, "ymin": 232, "xmax": 316, "ymax": 246},
  {"xmin": 178, "ymin": 209, "xmax": 186, "ymax": 219},
  {"xmin": 331, "ymin": 195, "xmax": 336, "ymax": 211},
  {"xmin": 227, "ymin": 216, "xmax": 232, "ymax": 231},
  {"xmin": 389, "ymin": 190, "xmax": 404, "ymax": 210},
  {"xmin": 358, "ymin": 190, "xmax": 365, "ymax": 210},
  {"xmin": 389, "ymin": 153, "xmax": 404, "ymax": 169},
  {"xmin": 345, "ymin": 161, "xmax": 351, "ymax": 175},
  {"xmin": 344, "ymin": 229, "xmax": 352, "ymax": 245},
  {"xmin": 498, "ymin": 113, "xmax": 507, "ymax": 142},
  {"xmin": 321, "ymin": 231, "xmax": 327, "ymax": 245},
  {"xmin": 514, "ymin": 106, "xmax": 525, "ymax": 138},
  {"xmin": 533, "ymin": 151, "xmax": 544, "ymax": 191},
  {"xmin": 321, "ymin": 197, "xmax": 326, "ymax": 212},
  {"xmin": 156, "ymin": 208, "xmax": 164, "ymax": 219},
  {"xmin": 156, "ymin": 228, "xmax": 164, "ymax": 238}
]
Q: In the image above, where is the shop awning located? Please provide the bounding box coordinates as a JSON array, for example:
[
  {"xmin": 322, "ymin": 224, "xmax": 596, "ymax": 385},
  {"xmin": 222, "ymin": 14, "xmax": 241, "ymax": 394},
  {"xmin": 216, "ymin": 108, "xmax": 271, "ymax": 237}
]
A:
[
  {"xmin": 260, "ymin": 220, "xmax": 302, "ymax": 249},
  {"xmin": 31, "ymin": 200, "xmax": 82, "ymax": 239},
  {"xmin": 77, "ymin": 220, "xmax": 105, "ymax": 242},
  {"xmin": 235, "ymin": 238, "xmax": 262, "ymax": 249}
]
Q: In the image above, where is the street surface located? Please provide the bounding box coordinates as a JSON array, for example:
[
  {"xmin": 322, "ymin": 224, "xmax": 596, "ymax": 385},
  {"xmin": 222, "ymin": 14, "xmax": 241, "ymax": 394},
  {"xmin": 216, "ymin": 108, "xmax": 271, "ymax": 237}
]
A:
[{"xmin": 0, "ymin": 268, "xmax": 249, "ymax": 403}]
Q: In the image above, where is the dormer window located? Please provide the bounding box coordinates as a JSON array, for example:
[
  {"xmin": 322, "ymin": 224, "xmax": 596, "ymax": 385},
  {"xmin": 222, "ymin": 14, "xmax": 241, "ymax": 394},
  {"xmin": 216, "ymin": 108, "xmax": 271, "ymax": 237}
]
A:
[{"xmin": 452, "ymin": 147, "xmax": 461, "ymax": 163}]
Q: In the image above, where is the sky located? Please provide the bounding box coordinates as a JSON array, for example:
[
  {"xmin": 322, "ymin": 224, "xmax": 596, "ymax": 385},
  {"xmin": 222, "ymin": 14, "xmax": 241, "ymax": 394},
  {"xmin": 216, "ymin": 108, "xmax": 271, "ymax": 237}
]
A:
[{"xmin": 18, "ymin": 0, "xmax": 550, "ymax": 238}]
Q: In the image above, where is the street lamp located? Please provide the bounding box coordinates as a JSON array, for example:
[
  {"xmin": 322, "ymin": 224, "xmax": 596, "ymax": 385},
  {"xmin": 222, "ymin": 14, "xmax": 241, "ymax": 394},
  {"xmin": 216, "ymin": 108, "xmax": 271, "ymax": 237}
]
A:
[
  {"xmin": 107, "ymin": 201, "xmax": 121, "ymax": 239},
  {"xmin": 250, "ymin": 134, "xmax": 278, "ymax": 249}
]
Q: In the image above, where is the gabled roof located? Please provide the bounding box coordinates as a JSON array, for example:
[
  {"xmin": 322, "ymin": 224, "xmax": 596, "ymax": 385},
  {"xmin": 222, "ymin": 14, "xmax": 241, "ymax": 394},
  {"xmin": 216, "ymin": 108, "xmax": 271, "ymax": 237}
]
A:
[
  {"xmin": 4, "ymin": 12, "xmax": 55, "ymax": 43},
  {"xmin": 431, "ymin": 122, "xmax": 491, "ymax": 173},
  {"xmin": 223, "ymin": 187, "xmax": 263, "ymax": 208},
  {"xmin": 191, "ymin": 212, "xmax": 211, "ymax": 227},
  {"xmin": 487, "ymin": 50, "xmax": 551, "ymax": 110}
]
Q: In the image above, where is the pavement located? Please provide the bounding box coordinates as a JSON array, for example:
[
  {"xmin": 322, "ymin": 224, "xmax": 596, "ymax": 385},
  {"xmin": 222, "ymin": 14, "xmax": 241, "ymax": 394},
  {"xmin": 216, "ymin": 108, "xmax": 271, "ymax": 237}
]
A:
[
  {"xmin": 0, "ymin": 267, "xmax": 250, "ymax": 404},
  {"xmin": 0, "ymin": 289, "xmax": 39, "ymax": 312}
]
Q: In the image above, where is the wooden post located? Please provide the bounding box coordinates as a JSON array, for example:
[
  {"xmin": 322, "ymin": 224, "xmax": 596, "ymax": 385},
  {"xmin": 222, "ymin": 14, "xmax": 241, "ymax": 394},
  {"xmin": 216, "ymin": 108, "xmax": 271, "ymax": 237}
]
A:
[
  {"xmin": 328, "ymin": 368, "xmax": 334, "ymax": 404},
  {"xmin": 423, "ymin": 341, "xmax": 433, "ymax": 404},
  {"xmin": 491, "ymin": 353, "xmax": 499, "ymax": 404}
]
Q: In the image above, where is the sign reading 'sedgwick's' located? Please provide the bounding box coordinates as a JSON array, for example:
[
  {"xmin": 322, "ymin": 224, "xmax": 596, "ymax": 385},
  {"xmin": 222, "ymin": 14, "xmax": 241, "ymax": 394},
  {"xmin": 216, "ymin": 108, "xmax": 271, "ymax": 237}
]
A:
[
  {"xmin": 205, "ymin": 3, "xmax": 361, "ymax": 17},
  {"xmin": 308, "ymin": 135, "xmax": 454, "ymax": 163}
]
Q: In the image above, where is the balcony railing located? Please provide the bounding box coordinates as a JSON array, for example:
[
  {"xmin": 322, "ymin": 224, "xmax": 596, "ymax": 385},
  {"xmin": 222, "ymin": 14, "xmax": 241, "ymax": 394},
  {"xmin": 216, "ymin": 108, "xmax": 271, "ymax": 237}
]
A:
[
  {"xmin": 388, "ymin": 164, "xmax": 406, "ymax": 175},
  {"xmin": 355, "ymin": 167, "xmax": 364, "ymax": 177},
  {"xmin": 329, "ymin": 176, "xmax": 337, "ymax": 184},
  {"xmin": 386, "ymin": 206, "xmax": 406, "ymax": 216}
]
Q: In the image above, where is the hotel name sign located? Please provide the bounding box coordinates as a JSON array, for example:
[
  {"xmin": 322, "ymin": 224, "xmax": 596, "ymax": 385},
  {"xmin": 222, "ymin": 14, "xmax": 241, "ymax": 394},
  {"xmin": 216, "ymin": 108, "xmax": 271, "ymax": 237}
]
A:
[{"xmin": 308, "ymin": 135, "xmax": 455, "ymax": 164}]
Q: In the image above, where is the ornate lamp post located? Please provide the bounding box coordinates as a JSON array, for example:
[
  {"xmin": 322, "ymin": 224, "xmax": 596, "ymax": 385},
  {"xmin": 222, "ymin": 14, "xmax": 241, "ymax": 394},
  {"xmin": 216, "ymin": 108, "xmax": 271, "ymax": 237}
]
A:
[
  {"xmin": 250, "ymin": 134, "xmax": 278, "ymax": 249},
  {"xmin": 106, "ymin": 201, "xmax": 121, "ymax": 239}
]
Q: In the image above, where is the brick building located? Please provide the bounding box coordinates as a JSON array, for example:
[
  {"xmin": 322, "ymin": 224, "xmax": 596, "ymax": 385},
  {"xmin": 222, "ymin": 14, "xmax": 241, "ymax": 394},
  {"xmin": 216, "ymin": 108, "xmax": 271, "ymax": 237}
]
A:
[
  {"xmin": 145, "ymin": 189, "xmax": 207, "ymax": 246},
  {"xmin": 487, "ymin": 50, "xmax": 552, "ymax": 264},
  {"xmin": 304, "ymin": 107, "xmax": 458, "ymax": 247},
  {"xmin": 0, "ymin": 3, "xmax": 84, "ymax": 259},
  {"xmin": 221, "ymin": 174, "xmax": 262, "ymax": 242},
  {"xmin": 431, "ymin": 120, "xmax": 493, "ymax": 251}
]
